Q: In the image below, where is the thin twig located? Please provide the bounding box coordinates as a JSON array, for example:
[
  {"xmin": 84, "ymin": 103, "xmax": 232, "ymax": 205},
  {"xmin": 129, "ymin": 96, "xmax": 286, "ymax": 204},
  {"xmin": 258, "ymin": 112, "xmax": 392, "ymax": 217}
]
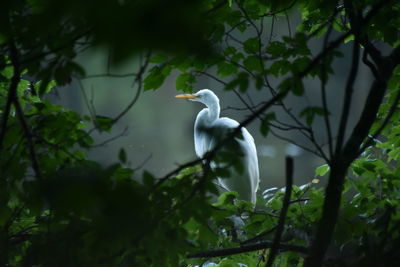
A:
[
  {"xmin": 79, "ymin": 79, "xmax": 97, "ymax": 121},
  {"xmin": 112, "ymin": 51, "xmax": 151, "ymax": 124},
  {"xmin": 133, "ymin": 153, "xmax": 153, "ymax": 171},
  {"xmin": 269, "ymin": 129, "xmax": 324, "ymax": 159},
  {"xmin": 91, "ymin": 126, "xmax": 129, "ymax": 148}
]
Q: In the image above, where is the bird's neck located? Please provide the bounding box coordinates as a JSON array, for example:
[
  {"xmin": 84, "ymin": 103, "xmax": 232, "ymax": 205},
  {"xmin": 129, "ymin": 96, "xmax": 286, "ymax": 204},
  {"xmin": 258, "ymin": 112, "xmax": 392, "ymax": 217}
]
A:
[{"xmin": 205, "ymin": 100, "xmax": 220, "ymax": 122}]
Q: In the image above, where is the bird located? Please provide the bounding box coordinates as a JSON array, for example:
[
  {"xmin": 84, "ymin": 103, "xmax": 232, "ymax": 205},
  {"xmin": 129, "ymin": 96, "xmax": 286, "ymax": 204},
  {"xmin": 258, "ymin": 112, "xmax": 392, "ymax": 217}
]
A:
[{"xmin": 175, "ymin": 89, "xmax": 259, "ymax": 204}]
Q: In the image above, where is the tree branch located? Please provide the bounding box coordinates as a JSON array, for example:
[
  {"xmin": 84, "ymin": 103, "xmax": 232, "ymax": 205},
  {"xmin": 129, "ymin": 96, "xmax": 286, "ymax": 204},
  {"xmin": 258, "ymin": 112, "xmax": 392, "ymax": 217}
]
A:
[
  {"xmin": 187, "ymin": 240, "xmax": 307, "ymax": 259},
  {"xmin": 320, "ymin": 18, "xmax": 335, "ymax": 158},
  {"xmin": 335, "ymin": 41, "xmax": 360, "ymax": 154},
  {"xmin": 305, "ymin": 46, "xmax": 396, "ymax": 267},
  {"xmin": 14, "ymin": 99, "xmax": 42, "ymax": 179},
  {"xmin": 0, "ymin": 58, "xmax": 18, "ymax": 158},
  {"xmin": 8, "ymin": 43, "xmax": 42, "ymax": 179},
  {"xmin": 240, "ymin": 226, "xmax": 277, "ymax": 245},
  {"xmin": 305, "ymin": 2, "xmax": 395, "ymax": 265},
  {"xmin": 266, "ymin": 156, "xmax": 294, "ymax": 267}
]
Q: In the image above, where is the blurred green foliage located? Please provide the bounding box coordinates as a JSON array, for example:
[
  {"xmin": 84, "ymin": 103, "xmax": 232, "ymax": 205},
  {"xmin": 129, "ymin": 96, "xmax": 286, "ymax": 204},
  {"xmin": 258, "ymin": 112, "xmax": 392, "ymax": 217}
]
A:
[{"xmin": 0, "ymin": 0, "xmax": 400, "ymax": 266}]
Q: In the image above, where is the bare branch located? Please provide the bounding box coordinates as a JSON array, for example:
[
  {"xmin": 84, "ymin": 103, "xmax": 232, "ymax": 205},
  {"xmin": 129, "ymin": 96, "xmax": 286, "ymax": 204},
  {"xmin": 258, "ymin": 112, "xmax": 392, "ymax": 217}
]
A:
[{"xmin": 91, "ymin": 127, "xmax": 129, "ymax": 148}]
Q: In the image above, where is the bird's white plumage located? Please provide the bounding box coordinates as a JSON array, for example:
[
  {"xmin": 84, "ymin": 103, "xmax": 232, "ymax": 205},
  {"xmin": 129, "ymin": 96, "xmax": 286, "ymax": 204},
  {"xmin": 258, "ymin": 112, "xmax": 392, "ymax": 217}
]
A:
[{"xmin": 178, "ymin": 89, "xmax": 259, "ymax": 204}]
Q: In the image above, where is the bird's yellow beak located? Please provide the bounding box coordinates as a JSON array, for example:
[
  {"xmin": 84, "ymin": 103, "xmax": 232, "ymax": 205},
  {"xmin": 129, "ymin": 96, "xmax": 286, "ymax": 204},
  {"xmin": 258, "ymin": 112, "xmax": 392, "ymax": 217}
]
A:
[{"xmin": 175, "ymin": 94, "xmax": 198, "ymax": 99}]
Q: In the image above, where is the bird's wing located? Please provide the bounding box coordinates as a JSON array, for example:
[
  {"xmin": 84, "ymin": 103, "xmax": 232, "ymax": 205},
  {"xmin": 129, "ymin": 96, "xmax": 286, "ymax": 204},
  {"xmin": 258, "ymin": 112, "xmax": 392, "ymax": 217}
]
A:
[
  {"xmin": 195, "ymin": 116, "xmax": 260, "ymax": 203},
  {"xmin": 207, "ymin": 117, "xmax": 239, "ymax": 150},
  {"xmin": 211, "ymin": 117, "xmax": 260, "ymax": 202},
  {"xmin": 240, "ymin": 126, "xmax": 260, "ymax": 196}
]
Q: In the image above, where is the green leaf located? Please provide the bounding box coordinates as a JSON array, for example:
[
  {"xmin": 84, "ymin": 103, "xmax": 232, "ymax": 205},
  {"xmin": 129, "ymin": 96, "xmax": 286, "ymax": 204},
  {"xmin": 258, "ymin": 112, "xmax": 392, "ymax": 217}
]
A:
[
  {"xmin": 243, "ymin": 56, "xmax": 263, "ymax": 72},
  {"xmin": 344, "ymin": 34, "xmax": 355, "ymax": 43},
  {"xmin": 213, "ymin": 191, "xmax": 239, "ymax": 210},
  {"xmin": 0, "ymin": 66, "xmax": 14, "ymax": 79},
  {"xmin": 113, "ymin": 167, "xmax": 134, "ymax": 180},
  {"xmin": 144, "ymin": 65, "xmax": 171, "ymax": 91},
  {"xmin": 243, "ymin": 37, "xmax": 260, "ymax": 54},
  {"xmin": 279, "ymin": 77, "xmax": 304, "ymax": 96},
  {"xmin": 292, "ymin": 57, "xmax": 312, "ymax": 74},
  {"xmin": 223, "ymin": 46, "xmax": 237, "ymax": 56},
  {"xmin": 176, "ymin": 72, "xmax": 196, "ymax": 93},
  {"xmin": 260, "ymin": 112, "xmax": 275, "ymax": 136},
  {"xmin": 225, "ymin": 72, "xmax": 249, "ymax": 92},
  {"xmin": 142, "ymin": 171, "xmax": 154, "ymax": 186},
  {"xmin": 36, "ymin": 80, "xmax": 57, "ymax": 96},
  {"xmin": 255, "ymin": 75, "xmax": 264, "ymax": 90},
  {"xmin": 95, "ymin": 115, "xmax": 114, "ymax": 132},
  {"xmin": 170, "ymin": 55, "xmax": 192, "ymax": 72},
  {"xmin": 150, "ymin": 53, "xmax": 168, "ymax": 63},
  {"xmin": 315, "ymin": 164, "xmax": 330, "ymax": 177},
  {"xmin": 266, "ymin": 41, "xmax": 287, "ymax": 57},
  {"xmin": 217, "ymin": 61, "xmax": 238, "ymax": 77},
  {"xmin": 269, "ymin": 59, "xmax": 291, "ymax": 77}
]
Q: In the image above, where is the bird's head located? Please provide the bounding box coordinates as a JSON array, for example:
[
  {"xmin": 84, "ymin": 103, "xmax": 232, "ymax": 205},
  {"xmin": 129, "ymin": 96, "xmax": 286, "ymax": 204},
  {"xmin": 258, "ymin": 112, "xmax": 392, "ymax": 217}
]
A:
[{"xmin": 175, "ymin": 89, "xmax": 219, "ymax": 106}]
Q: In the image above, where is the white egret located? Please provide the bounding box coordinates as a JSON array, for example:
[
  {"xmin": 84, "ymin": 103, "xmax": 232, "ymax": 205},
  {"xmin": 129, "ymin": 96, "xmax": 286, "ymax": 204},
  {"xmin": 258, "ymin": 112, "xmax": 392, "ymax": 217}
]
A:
[{"xmin": 176, "ymin": 89, "xmax": 259, "ymax": 204}]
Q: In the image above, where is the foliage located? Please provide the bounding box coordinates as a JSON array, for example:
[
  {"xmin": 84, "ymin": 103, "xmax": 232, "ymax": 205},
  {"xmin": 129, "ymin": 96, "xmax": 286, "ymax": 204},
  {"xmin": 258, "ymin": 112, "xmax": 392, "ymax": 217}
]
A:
[{"xmin": 0, "ymin": 0, "xmax": 400, "ymax": 266}]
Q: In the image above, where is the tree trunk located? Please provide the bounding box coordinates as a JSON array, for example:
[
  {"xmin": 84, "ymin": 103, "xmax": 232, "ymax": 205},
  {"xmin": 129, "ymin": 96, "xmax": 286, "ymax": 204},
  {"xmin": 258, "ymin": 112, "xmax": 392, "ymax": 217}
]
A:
[{"xmin": 304, "ymin": 162, "xmax": 348, "ymax": 266}]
